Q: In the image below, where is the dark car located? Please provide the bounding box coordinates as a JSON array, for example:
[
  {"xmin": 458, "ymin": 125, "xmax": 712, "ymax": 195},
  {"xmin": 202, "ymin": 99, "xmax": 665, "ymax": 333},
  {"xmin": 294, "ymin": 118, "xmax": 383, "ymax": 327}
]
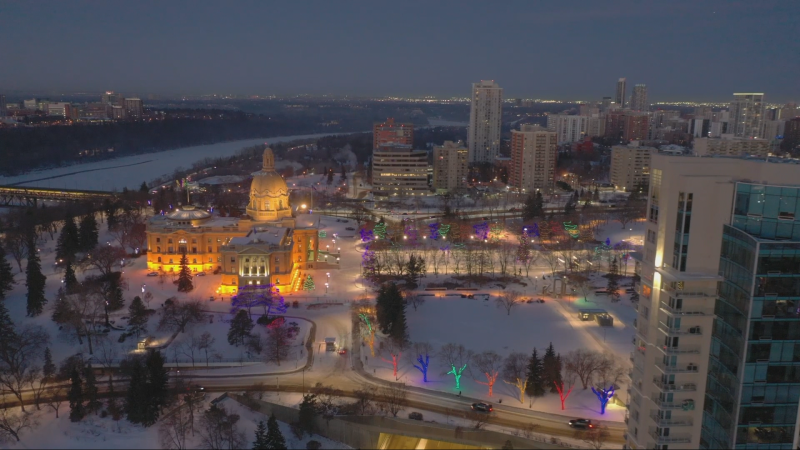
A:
[
  {"xmin": 568, "ymin": 418, "xmax": 593, "ymax": 429},
  {"xmin": 408, "ymin": 412, "xmax": 424, "ymax": 421},
  {"xmin": 345, "ymin": 227, "xmax": 355, "ymax": 231},
  {"xmin": 471, "ymin": 402, "xmax": 493, "ymax": 412}
]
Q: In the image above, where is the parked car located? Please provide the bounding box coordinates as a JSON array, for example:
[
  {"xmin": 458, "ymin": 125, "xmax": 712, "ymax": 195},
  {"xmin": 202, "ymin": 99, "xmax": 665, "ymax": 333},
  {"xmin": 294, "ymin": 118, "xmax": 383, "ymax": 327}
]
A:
[
  {"xmin": 568, "ymin": 418, "xmax": 593, "ymax": 429},
  {"xmin": 196, "ymin": 272, "xmax": 206, "ymax": 277},
  {"xmin": 408, "ymin": 412, "xmax": 424, "ymax": 421},
  {"xmin": 345, "ymin": 227, "xmax": 355, "ymax": 231},
  {"xmin": 471, "ymin": 402, "xmax": 493, "ymax": 412},
  {"xmin": 147, "ymin": 272, "xmax": 159, "ymax": 277}
]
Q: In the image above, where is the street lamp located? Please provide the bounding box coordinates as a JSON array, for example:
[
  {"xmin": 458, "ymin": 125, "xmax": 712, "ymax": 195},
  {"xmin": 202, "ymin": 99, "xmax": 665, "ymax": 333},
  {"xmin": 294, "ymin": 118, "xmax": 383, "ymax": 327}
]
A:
[{"xmin": 325, "ymin": 282, "xmax": 329, "ymax": 293}]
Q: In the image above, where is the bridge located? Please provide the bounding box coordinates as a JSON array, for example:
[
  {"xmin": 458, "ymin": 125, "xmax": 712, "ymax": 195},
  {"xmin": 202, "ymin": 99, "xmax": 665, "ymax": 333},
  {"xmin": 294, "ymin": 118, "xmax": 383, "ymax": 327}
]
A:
[{"xmin": 0, "ymin": 185, "xmax": 115, "ymax": 207}]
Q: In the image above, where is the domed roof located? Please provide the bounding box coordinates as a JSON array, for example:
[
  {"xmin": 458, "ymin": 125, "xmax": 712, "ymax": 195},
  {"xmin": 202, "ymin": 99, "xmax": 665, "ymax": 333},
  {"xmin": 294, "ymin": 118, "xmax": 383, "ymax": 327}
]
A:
[
  {"xmin": 165, "ymin": 205, "xmax": 212, "ymax": 221},
  {"xmin": 250, "ymin": 148, "xmax": 288, "ymax": 198}
]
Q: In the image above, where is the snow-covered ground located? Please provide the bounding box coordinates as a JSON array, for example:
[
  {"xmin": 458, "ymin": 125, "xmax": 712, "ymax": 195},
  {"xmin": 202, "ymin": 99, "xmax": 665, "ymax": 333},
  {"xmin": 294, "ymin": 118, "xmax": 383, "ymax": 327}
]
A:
[
  {"xmin": 5, "ymin": 396, "xmax": 348, "ymax": 449},
  {"xmin": 0, "ymin": 133, "xmax": 346, "ymax": 192}
]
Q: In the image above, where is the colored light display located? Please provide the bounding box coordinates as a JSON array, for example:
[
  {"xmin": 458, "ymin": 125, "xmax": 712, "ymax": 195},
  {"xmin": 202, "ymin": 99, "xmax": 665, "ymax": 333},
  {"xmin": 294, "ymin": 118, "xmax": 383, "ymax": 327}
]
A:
[
  {"xmin": 447, "ymin": 363, "xmax": 468, "ymax": 389},
  {"xmin": 438, "ymin": 224, "xmax": 450, "ymax": 239},
  {"xmin": 592, "ymin": 386, "xmax": 615, "ymax": 414},
  {"xmin": 428, "ymin": 223, "xmax": 440, "ymax": 240},
  {"xmin": 374, "ymin": 222, "xmax": 387, "ymax": 239},
  {"xmin": 563, "ymin": 221, "xmax": 579, "ymax": 239},
  {"xmin": 360, "ymin": 228, "xmax": 374, "ymax": 243},
  {"xmin": 303, "ymin": 275, "xmax": 315, "ymax": 291},
  {"xmin": 318, "ymin": 231, "xmax": 327, "ymax": 238},
  {"xmin": 473, "ymin": 222, "xmax": 489, "ymax": 240}
]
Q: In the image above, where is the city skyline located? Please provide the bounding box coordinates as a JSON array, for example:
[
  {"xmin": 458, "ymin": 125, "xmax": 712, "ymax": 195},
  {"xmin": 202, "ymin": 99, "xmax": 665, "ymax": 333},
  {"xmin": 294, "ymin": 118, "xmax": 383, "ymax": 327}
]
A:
[{"xmin": 0, "ymin": 1, "xmax": 797, "ymax": 102}]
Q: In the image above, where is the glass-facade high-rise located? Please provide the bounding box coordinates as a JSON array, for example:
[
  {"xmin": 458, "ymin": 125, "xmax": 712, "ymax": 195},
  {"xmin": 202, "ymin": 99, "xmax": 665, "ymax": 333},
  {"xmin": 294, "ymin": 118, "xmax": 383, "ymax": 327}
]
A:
[{"xmin": 702, "ymin": 182, "xmax": 800, "ymax": 449}]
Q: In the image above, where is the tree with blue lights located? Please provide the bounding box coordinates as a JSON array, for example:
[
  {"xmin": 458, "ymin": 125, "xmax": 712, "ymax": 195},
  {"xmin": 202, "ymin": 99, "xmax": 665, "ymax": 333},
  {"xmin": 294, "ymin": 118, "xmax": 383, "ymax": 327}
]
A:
[
  {"xmin": 592, "ymin": 386, "xmax": 615, "ymax": 414},
  {"xmin": 411, "ymin": 342, "xmax": 434, "ymax": 382}
]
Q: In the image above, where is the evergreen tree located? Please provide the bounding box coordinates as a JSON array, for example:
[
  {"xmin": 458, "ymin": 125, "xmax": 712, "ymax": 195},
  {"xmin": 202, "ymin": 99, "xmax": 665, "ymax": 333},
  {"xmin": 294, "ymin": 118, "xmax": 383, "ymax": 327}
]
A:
[
  {"xmin": 78, "ymin": 213, "xmax": 99, "ymax": 252},
  {"xmin": 297, "ymin": 394, "xmax": 317, "ymax": 436},
  {"xmin": 375, "ymin": 282, "xmax": 405, "ymax": 337},
  {"xmin": 326, "ymin": 170, "xmax": 334, "ymax": 186},
  {"xmin": 0, "ymin": 301, "xmax": 17, "ymax": 346},
  {"xmin": 176, "ymin": 251, "xmax": 193, "ymax": 292},
  {"xmin": 593, "ymin": 187, "xmax": 600, "ymax": 201},
  {"xmin": 144, "ymin": 350, "xmax": 169, "ymax": 426},
  {"xmin": 68, "ymin": 367, "xmax": 85, "ymax": 422},
  {"xmin": 43, "ymin": 347, "xmax": 56, "ymax": 380},
  {"xmin": 103, "ymin": 272, "xmax": 126, "ymax": 311},
  {"xmin": 607, "ymin": 257, "xmax": 620, "ymax": 302},
  {"xmin": 25, "ymin": 233, "xmax": 47, "ymax": 316},
  {"xmin": 525, "ymin": 348, "xmax": 545, "ymax": 397},
  {"xmin": 542, "ymin": 342, "xmax": 560, "ymax": 394},
  {"xmin": 128, "ymin": 296, "xmax": 149, "ymax": 337},
  {"xmin": 553, "ymin": 353, "xmax": 563, "ymax": 392},
  {"xmin": 63, "ymin": 260, "xmax": 78, "ymax": 293},
  {"xmin": 84, "ymin": 363, "xmax": 101, "ymax": 414},
  {"xmin": 56, "ymin": 213, "xmax": 80, "ymax": 263},
  {"xmin": 139, "ymin": 182, "xmax": 149, "ymax": 193},
  {"xmin": 405, "ymin": 254, "xmax": 426, "ymax": 289},
  {"xmin": 0, "ymin": 245, "xmax": 14, "ymax": 301},
  {"xmin": 228, "ymin": 310, "xmax": 254, "ymax": 346},
  {"xmin": 389, "ymin": 295, "xmax": 408, "ymax": 345},
  {"xmin": 522, "ymin": 191, "xmax": 544, "ymax": 220},
  {"xmin": 265, "ymin": 413, "xmax": 287, "ymax": 449},
  {"xmin": 125, "ymin": 357, "xmax": 148, "ymax": 424},
  {"xmin": 340, "ymin": 165, "xmax": 347, "ymax": 182},
  {"xmin": 302, "ymin": 275, "xmax": 314, "ymax": 291},
  {"xmin": 253, "ymin": 420, "xmax": 268, "ymax": 450},
  {"xmin": 104, "ymin": 200, "xmax": 118, "ymax": 232}
]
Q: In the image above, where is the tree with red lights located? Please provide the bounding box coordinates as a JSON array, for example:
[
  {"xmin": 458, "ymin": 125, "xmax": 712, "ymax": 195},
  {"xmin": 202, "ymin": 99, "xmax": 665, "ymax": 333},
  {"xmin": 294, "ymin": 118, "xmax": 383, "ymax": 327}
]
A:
[{"xmin": 473, "ymin": 351, "xmax": 503, "ymax": 397}]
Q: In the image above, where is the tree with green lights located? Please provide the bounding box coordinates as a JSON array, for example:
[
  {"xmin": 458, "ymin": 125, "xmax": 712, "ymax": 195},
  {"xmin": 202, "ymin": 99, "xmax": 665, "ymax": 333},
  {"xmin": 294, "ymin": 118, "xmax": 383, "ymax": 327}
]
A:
[
  {"xmin": 607, "ymin": 257, "xmax": 620, "ymax": 302},
  {"xmin": 374, "ymin": 222, "xmax": 387, "ymax": 240},
  {"xmin": 303, "ymin": 275, "xmax": 315, "ymax": 291},
  {"xmin": 439, "ymin": 343, "xmax": 472, "ymax": 390}
]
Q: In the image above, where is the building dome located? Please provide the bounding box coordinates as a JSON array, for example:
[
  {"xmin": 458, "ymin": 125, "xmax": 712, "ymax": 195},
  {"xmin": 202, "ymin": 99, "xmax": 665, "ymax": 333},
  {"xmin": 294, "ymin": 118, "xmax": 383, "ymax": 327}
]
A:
[
  {"xmin": 165, "ymin": 205, "xmax": 212, "ymax": 221},
  {"xmin": 246, "ymin": 148, "xmax": 292, "ymax": 221}
]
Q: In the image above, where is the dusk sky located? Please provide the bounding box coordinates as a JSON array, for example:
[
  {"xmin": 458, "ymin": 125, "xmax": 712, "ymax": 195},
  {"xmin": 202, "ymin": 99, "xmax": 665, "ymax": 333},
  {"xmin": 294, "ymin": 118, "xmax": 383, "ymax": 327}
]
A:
[{"xmin": 2, "ymin": 1, "xmax": 798, "ymax": 102}]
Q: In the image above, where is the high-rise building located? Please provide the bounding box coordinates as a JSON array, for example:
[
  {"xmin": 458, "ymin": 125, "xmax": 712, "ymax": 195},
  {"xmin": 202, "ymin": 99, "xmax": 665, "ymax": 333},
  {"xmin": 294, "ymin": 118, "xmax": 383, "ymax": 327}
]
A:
[
  {"xmin": 762, "ymin": 120, "xmax": 786, "ymax": 141},
  {"xmin": 625, "ymin": 154, "xmax": 800, "ymax": 450},
  {"xmin": 587, "ymin": 114, "xmax": 606, "ymax": 137},
  {"xmin": 688, "ymin": 119, "xmax": 711, "ymax": 138},
  {"xmin": 102, "ymin": 91, "xmax": 121, "ymax": 105},
  {"xmin": 508, "ymin": 124, "xmax": 557, "ymax": 194},
  {"xmin": 123, "ymin": 98, "xmax": 143, "ymax": 119},
  {"xmin": 778, "ymin": 103, "xmax": 798, "ymax": 120},
  {"xmin": 467, "ymin": 80, "xmax": 503, "ymax": 163},
  {"xmin": 111, "ymin": 105, "xmax": 126, "ymax": 120},
  {"xmin": 0, "ymin": 94, "xmax": 6, "ymax": 117},
  {"xmin": 624, "ymin": 113, "xmax": 650, "ymax": 141},
  {"xmin": 432, "ymin": 140, "xmax": 468, "ymax": 194},
  {"xmin": 373, "ymin": 118, "xmax": 414, "ymax": 149},
  {"xmin": 782, "ymin": 118, "xmax": 800, "ymax": 151},
  {"xmin": 616, "ymin": 77, "xmax": 627, "ymax": 107},
  {"xmin": 610, "ymin": 142, "xmax": 653, "ymax": 191},
  {"xmin": 693, "ymin": 136, "xmax": 770, "ymax": 158},
  {"xmin": 601, "ymin": 97, "xmax": 613, "ymax": 111},
  {"xmin": 630, "ymin": 84, "xmax": 648, "ymax": 111},
  {"xmin": 371, "ymin": 144, "xmax": 429, "ymax": 197},
  {"xmin": 546, "ymin": 114, "xmax": 589, "ymax": 144},
  {"xmin": 579, "ymin": 103, "xmax": 599, "ymax": 116},
  {"xmin": 46, "ymin": 102, "xmax": 71, "ymax": 118},
  {"xmin": 730, "ymin": 93, "xmax": 765, "ymax": 138}
]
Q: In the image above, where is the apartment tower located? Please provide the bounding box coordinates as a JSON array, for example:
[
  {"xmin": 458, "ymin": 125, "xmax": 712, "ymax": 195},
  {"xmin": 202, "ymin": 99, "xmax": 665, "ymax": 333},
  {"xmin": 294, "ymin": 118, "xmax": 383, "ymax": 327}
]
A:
[
  {"xmin": 616, "ymin": 77, "xmax": 628, "ymax": 107},
  {"xmin": 467, "ymin": 80, "xmax": 503, "ymax": 163},
  {"xmin": 371, "ymin": 144, "xmax": 429, "ymax": 197},
  {"xmin": 730, "ymin": 93, "xmax": 765, "ymax": 139},
  {"xmin": 508, "ymin": 124, "xmax": 557, "ymax": 194},
  {"xmin": 631, "ymin": 84, "xmax": 648, "ymax": 112},
  {"xmin": 373, "ymin": 118, "xmax": 414, "ymax": 149},
  {"xmin": 432, "ymin": 141, "xmax": 468, "ymax": 194},
  {"xmin": 625, "ymin": 154, "xmax": 800, "ymax": 449}
]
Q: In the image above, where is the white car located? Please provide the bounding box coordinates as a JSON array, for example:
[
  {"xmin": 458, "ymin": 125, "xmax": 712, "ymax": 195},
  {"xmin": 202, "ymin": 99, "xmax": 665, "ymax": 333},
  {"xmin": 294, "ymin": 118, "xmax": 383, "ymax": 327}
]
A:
[{"xmin": 146, "ymin": 272, "xmax": 159, "ymax": 277}]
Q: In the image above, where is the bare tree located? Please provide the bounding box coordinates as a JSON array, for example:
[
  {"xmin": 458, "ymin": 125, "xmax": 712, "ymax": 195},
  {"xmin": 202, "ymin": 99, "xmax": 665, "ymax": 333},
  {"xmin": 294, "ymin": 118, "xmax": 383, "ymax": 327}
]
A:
[
  {"xmin": 351, "ymin": 384, "xmax": 376, "ymax": 415},
  {"xmin": 45, "ymin": 384, "xmax": 66, "ymax": 418},
  {"xmin": 53, "ymin": 284, "xmax": 105, "ymax": 355},
  {"xmin": 0, "ymin": 326, "xmax": 49, "ymax": 411},
  {"xmin": 198, "ymin": 405, "xmax": 246, "ymax": 450},
  {"xmin": 539, "ymin": 243, "xmax": 564, "ymax": 292},
  {"xmin": 569, "ymin": 272, "xmax": 593, "ymax": 302},
  {"xmin": 0, "ymin": 402, "xmax": 37, "ymax": 443},
  {"xmin": 496, "ymin": 242, "xmax": 515, "ymax": 276},
  {"xmin": 380, "ymin": 337, "xmax": 405, "ymax": 379},
  {"xmin": 159, "ymin": 406, "xmax": 193, "ymax": 450},
  {"xmin": 3, "ymin": 231, "xmax": 27, "ymax": 273},
  {"xmin": 264, "ymin": 323, "xmax": 292, "ymax": 366},
  {"xmin": 575, "ymin": 425, "xmax": 611, "ymax": 450},
  {"xmin": 81, "ymin": 244, "xmax": 127, "ymax": 277},
  {"xmin": 502, "ymin": 352, "xmax": 528, "ymax": 404},
  {"xmin": 93, "ymin": 335, "xmax": 119, "ymax": 390},
  {"xmin": 564, "ymin": 349, "xmax": 605, "ymax": 390},
  {"xmin": 197, "ymin": 331, "xmax": 216, "ymax": 367},
  {"xmin": 312, "ymin": 383, "xmax": 343, "ymax": 423},
  {"xmin": 613, "ymin": 204, "xmax": 643, "ymax": 230},
  {"xmin": 596, "ymin": 353, "xmax": 628, "ymax": 390},
  {"xmin": 178, "ymin": 332, "xmax": 201, "ymax": 367},
  {"xmin": 378, "ymin": 383, "xmax": 408, "ymax": 417},
  {"xmin": 473, "ymin": 351, "xmax": 503, "ymax": 397},
  {"xmin": 495, "ymin": 290, "xmax": 523, "ymax": 316},
  {"xmin": 158, "ymin": 299, "xmax": 205, "ymax": 333},
  {"xmin": 466, "ymin": 411, "xmax": 490, "ymax": 430},
  {"xmin": 403, "ymin": 291, "xmax": 426, "ymax": 312}
]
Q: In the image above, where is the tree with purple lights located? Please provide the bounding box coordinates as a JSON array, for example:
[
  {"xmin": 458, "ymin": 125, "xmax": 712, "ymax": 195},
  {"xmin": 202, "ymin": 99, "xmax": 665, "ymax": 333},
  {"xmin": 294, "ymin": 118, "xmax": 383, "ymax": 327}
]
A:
[
  {"xmin": 428, "ymin": 223, "xmax": 440, "ymax": 240},
  {"xmin": 231, "ymin": 284, "xmax": 286, "ymax": 321},
  {"xmin": 360, "ymin": 228, "xmax": 374, "ymax": 243},
  {"xmin": 591, "ymin": 386, "xmax": 615, "ymax": 414},
  {"xmin": 473, "ymin": 222, "xmax": 489, "ymax": 240}
]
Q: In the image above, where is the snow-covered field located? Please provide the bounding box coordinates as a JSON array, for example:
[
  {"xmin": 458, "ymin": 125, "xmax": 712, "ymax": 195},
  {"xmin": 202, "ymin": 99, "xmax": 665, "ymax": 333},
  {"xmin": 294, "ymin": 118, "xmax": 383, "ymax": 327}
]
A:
[{"xmin": 0, "ymin": 133, "xmax": 345, "ymax": 192}]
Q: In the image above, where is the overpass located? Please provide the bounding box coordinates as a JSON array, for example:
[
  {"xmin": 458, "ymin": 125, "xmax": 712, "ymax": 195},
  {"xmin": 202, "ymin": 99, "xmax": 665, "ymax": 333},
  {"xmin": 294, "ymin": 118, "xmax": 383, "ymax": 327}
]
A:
[{"xmin": 0, "ymin": 185, "xmax": 115, "ymax": 207}]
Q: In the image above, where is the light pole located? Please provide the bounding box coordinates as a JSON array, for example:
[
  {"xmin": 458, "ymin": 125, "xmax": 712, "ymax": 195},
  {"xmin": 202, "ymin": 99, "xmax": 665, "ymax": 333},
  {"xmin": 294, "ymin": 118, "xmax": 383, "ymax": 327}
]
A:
[{"xmin": 325, "ymin": 283, "xmax": 329, "ymax": 294}]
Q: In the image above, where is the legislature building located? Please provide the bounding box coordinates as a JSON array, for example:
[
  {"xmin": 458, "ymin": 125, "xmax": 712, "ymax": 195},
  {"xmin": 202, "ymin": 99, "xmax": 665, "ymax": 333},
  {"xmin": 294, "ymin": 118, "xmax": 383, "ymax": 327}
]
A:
[{"xmin": 146, "ymin": 148, "xmax": 324, "ymax": 294}]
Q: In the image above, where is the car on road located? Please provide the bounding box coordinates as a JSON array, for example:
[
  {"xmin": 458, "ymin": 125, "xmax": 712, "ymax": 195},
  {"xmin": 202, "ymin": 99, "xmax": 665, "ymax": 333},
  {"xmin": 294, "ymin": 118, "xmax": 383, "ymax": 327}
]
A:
[
  {"xmin": 337, "ymin": 349, "xmax": 347, "ymax": 355},
  {"xmin": 345, "ymin": 227, "xmax": 355, "ymax": 231},
  {"xmin": 147, "ymin": 272, "xmax": 159, "ymax": 277},
  {"xmin": 471, "ymin": 402, "xmax": 493, "ymax": 412},
  {"xmin": 408, "ymin": 412, "xmax": 424, "ymax": 421},
  {"xmin": 196, "ymin": 272, "xmax": 206, "ymax": 277},
  {"xmin": 568, "ymin": 418, "xmax": 593, "ymax": 429}
]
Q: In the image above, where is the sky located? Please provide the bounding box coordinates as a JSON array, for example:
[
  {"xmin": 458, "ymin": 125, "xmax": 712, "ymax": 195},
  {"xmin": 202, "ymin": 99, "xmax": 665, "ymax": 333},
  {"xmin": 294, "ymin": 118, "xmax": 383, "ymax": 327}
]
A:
[{"xmin": 1, "ymin": 1, "xmax": 798, "ymax": 102}]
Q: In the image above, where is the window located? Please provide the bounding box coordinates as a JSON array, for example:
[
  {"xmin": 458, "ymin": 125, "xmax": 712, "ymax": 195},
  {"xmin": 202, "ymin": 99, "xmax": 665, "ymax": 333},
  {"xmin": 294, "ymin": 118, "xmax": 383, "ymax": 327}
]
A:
[
  {"xmin": 193, "ymin": 258, "xmax": 197, "ymax": 264},
  {"xmin": 156, "ymin": 237, "xmax": 161, "ymax": 243},
  {"xmin": 156, "ymin": 246, "xmax": 161, "ymax": 253},
  {"xmin": 157, "ymin": 257, "xmax": 162, "ymax": 262}
]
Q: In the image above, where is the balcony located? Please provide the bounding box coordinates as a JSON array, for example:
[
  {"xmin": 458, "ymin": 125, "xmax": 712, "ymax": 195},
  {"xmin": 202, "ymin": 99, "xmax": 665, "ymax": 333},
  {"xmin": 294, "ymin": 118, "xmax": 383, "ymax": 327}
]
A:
[
  {"xmin": 655, "ymin": 345, "xmax": 701, "ymax": 355},
  {"xmin": 655, "ymin": 361, "xmax": 699, "ymax": 374},
  {"xmin": 649, "ymin": 413, "xmax": 693, "ymax": 427},
  {"xmin": 652, "ymin": 378, "xmax": 697, "ymax": 392},
  {"xmin": 658, "ymin": 321, "xmax": 702, "ymax": 336},
  {"xmin": 650, "ymin": 397, "xmax": 695, "ymax": 410},
  {"xmin": 649, "ymin": 430, "xmax": 692, "ymax": 444},
  {"xmin": 659, "ymin": 301, "xmax": 713, "ymax": 316}
]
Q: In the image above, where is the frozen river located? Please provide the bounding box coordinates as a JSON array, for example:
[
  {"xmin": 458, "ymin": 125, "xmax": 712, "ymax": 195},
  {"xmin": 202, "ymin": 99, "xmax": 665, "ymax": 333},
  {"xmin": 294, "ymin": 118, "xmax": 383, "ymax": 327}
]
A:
[{"xmin": 0, "ymin": 133, "xmax": 347, "ymax": 192}]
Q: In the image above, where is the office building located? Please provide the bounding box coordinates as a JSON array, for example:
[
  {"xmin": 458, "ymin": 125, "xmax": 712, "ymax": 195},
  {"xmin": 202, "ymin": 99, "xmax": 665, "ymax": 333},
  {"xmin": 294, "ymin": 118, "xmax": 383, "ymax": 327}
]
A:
[
  {"xmin": 111, "ymin": 105, "xmax": 126, "ymax": 120},
  {"xmin": 616, "ymin": 77, "xmax": 627, "ymax": 107},
  {"xmin": 625, "ymin": 154, "xmax": 800, "ymax": 450},
  {"xmin": 467, "ymin": 80, "xmax": 503, "ymax": 163},
  {"xmin": 689, "ymin": 119, "xmax": 711, "ymax": 138},
  {"xmin": 23, "ymin": 99, "xmax": 38, "ymax": 110},
  {"xmin": 508, "ymin": 124, "xmax": 557, "ymax": 194},
  {"xmin": 587, "ymin": 114, "xmax": 606, "ymax": 137},
  {"xmin": 102, "ymin": 91, "xmax": 121, "ymax": 105},
  {"xmin": 579, "ymin": 103, "xmax": 599, "ymax": 116},
  {"xmin": 373, "ymin": 118, "xmax": 414, "ymax": 149},
  {"xmin": 693, "ymin": 136, "xmax": 770, "ymax": 158},
  {"xmin": 371, "ymin": 144, "xmax": 429, "ymax": 197},
  {"xmin": 630, "ymin": 84, "xmax": 648, "ymax": 111},
  {"xmin": 47, "ymin": 102, "xmax": 71, "ymax": 118},
  {"xmin": 610, "ymin": 142, "xmax": 653, "ymax": 191},
  {"xmin": 601, "ymin": 97, "xmax": 613, "ymax": 111},
  {"xmin": 123, "ymin": 98, "xmax": 143, "ymax": 119},
  {"xmin": 546, "ymin": 114, "xmax": 588, "ymax": 144},
  {"xmin": 432, "ymin": 140, "xmax": 468, "ymax": 194},
  {"xmin": 778, "ymin": 103, "xmax": 798, "ymax": 120},
  {"xmin": 762, "ymin": 120, "xmax": 786, "ymax": 141},
  {"xmin": 730, "ymin": 93, "xmax": 765, "ymax": 138},
  {"xmin": 781, "ymin": 118, "xmax": 800, "ymax": 151}
]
